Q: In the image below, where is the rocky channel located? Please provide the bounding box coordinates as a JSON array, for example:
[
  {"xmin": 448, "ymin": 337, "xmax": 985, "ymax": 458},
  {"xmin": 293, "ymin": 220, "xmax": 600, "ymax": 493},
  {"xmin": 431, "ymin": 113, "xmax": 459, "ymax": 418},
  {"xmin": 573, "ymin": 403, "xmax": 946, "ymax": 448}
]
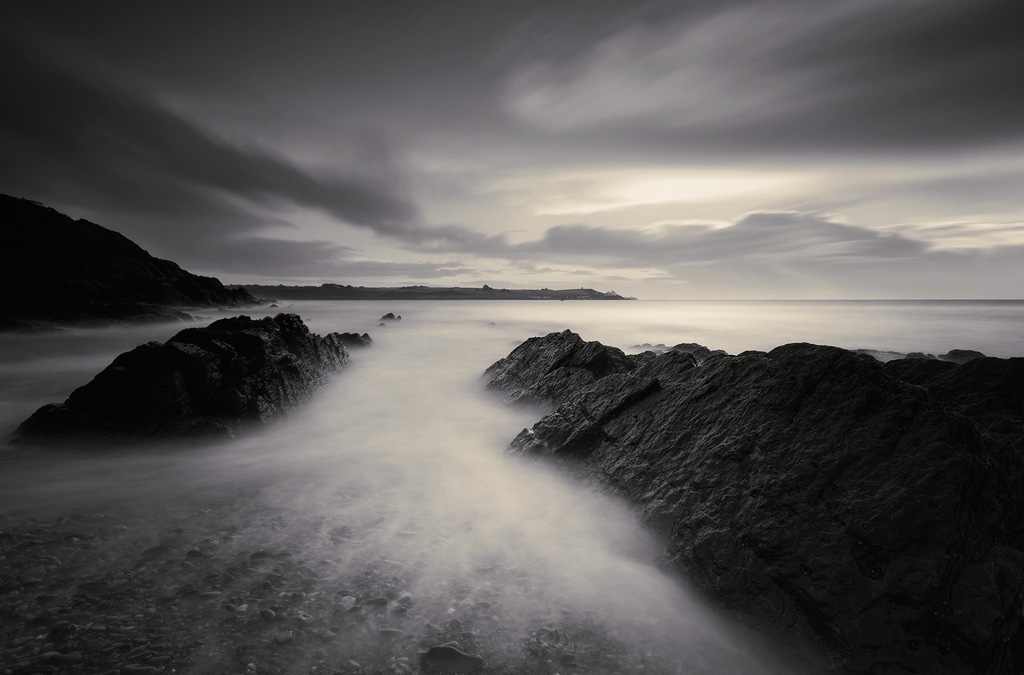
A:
[
  {"xmin": 484, "ymin": 330, "xmax": 1024, "ymax": 675},
  {"xmin": 14, "ymin": 314, "xmax": 352, "ymax": 442}
]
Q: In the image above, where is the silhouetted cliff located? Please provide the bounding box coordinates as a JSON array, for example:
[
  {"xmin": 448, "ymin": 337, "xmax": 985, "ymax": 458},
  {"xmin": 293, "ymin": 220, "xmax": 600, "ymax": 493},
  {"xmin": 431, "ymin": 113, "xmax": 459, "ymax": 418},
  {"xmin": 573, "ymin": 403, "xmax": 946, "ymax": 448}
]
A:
[{"xmin": 0, "ymin": 195, "xmax": 257, "ymax": 329}]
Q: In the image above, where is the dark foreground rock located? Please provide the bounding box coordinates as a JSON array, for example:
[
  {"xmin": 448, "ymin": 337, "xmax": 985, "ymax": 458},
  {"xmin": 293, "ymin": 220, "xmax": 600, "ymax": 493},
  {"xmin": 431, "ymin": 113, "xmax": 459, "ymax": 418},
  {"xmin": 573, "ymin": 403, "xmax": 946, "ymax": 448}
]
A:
[
  {"xmin": 485, "ymin": 331, "xmax": 1024, "ymax": 675},
  {"xmin": 0, "ymin": 195, "xmax": 258, "ymax": 330},
  {"xmin": 15, "ymin": 314, "xmax": 350, "ymax": 442}
]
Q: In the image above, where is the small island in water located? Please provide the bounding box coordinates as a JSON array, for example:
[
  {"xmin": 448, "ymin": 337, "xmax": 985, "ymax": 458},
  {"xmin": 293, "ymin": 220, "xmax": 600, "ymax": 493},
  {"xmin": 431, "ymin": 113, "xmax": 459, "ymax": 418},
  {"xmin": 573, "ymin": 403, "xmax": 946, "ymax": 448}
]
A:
[{"xmin": 239, "ymin": 283, "xmax": 636, "ymax": 301}]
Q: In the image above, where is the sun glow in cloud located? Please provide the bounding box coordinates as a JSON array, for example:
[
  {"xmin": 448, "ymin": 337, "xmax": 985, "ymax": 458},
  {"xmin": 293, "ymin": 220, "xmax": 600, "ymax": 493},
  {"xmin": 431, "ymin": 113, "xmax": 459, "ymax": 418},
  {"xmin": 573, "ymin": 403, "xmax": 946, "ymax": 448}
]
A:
[{"xmin": 489, "ymin": 168, "xmax": 812, "ymax": 216}]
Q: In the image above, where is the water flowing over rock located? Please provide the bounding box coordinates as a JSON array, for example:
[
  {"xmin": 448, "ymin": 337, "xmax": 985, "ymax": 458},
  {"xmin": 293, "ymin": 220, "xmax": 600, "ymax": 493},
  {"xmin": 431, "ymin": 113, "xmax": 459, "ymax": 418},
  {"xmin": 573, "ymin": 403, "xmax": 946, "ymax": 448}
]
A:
[
  {"xmin": 15, "ymin": 314, "xmax": 350, "ymax": 442},
  {"xmin": 484, "ymin": 331, "xmax": 1024, "ymax": 675}
]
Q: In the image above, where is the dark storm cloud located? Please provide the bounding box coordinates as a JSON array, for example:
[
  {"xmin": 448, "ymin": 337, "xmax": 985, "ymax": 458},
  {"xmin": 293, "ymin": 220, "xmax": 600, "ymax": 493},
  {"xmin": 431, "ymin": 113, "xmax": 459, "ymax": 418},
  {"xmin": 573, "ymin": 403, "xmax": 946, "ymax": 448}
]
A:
[
  {"xmin": 2, "ymin": 1, "xmax": 1021, "ymax": 294},
  {"xmin": 20, "ymin": 1, "xmax": 1019, "ymax": 159},
  {"xmin": 507, "ymin": 1, "xmax": 1024, "ymax": 153},
  {"xmin": 183, "ymin": 237, "xmax": 357, "ymax": 277},
  {"xmin": 0, "ymin": 39, "xmax": 417, "ymax": 239}
]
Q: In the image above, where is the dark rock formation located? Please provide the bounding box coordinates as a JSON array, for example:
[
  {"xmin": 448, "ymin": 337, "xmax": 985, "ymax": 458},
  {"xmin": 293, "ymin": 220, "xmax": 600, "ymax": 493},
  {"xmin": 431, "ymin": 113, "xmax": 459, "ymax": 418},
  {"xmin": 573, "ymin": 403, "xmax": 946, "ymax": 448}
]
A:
[
  {"xmin": 884, "ymin": 356, "xmax": 1024, "ymax": 443},
  {"xmin": 419, "ymin": 645, "xmax": 484, "ymax": 674},
  {"xmin": 939, "ymin": 349, "xmax": 987, "ymax": 364},
  {"xmin": 903, "ymin": 349, "xmax": 987, "ymax": 364},
  {"xmin": 905, "ymin": 351, "xmax": 938, "ymax": 360},
  {"xmin": 0, "ymin": 195, "xmax": 258, "ymax": 330},
  {"xmin": 380, "ymin": 313, "xmax": 402, "ymax": 321},
  {"xmin": 668, "ymin": 342, "xmax": 728, "ymax": 363},
  {"xmin": 483, "ymin": 329, "xmax": 638, "ymax": 408},
  {"xmin": 15, "ymin": 314, "xmax": 349, "ymax": 442},
  {"xmin": 628, "ymin": 342, "xmax": 727, "ymax": 362},
  {"xmin": 484, "ymin": 331, "xmax": 1024, "ymax": 675},
  {"xmin": 338, "ymin": 332, "xmax": 373, "ymax": 348}
]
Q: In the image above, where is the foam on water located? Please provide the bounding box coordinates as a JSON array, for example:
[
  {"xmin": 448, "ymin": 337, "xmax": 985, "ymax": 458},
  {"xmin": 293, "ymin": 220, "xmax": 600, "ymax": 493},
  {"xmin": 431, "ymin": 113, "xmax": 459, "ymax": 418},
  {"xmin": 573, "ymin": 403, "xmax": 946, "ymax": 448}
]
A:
[{"xmin": 4, "ymin": 299, "xmax": 1021, "ymax": 672}]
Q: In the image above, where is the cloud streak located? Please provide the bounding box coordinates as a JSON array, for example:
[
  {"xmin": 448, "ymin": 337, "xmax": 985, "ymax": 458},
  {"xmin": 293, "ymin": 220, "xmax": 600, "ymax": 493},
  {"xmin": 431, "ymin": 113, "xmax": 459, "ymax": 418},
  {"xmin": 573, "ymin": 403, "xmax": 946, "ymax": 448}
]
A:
[
  {"xmin": 2, "ymin": 2, "xmax": 1022, "ymax": 297},
  {"xmin": 0, "ymin": 40, "xmax": 419, "ymax": 253},
  {"xmin": 505, "ymin": 1, "xmax": 1024, "ymax": 153}
]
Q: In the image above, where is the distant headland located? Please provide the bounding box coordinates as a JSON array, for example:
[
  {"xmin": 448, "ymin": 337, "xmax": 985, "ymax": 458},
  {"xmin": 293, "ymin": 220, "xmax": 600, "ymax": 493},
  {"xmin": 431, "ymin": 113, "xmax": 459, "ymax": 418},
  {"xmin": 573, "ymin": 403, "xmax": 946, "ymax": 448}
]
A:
[{"xmin": 237, "ymin": 283, "xmax": 636, "ymax": 301}]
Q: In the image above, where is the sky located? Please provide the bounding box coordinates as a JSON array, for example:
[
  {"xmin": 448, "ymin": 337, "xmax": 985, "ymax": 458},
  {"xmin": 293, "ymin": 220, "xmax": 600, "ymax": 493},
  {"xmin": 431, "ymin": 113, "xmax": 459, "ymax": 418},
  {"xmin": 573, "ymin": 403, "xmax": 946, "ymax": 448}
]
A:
[{"xmin": 2, "ymin": 0, "xmax": 1023, "ymax": 299}]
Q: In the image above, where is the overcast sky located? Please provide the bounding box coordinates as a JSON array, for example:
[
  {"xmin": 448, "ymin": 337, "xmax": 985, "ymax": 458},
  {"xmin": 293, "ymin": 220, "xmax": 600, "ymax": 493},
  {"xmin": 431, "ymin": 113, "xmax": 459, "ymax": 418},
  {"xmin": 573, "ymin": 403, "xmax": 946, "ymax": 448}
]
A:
[{"xmin": 2, "ymin": 1, "xmax": 1023, "ymax": 298}]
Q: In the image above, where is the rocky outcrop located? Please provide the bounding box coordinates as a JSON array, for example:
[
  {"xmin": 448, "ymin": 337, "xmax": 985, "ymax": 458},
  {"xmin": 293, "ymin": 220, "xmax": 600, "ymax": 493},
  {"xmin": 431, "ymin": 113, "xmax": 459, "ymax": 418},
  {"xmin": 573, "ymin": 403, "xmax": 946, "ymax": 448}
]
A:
[
  {"xmin": 338, "ymin": 332, "xmax": 373, "ymax": 348},
  {"xmin": 0, "ymin": 195, "xmax": 258, "ymax": 330},
  {"xmin": 15, "ymin": 314, "xmax": 350, "ymax": 442},
  {"xmin": 483, "ymin": 329, "xmax": 639, "ymax": 408},
  {"xmin": 484, "ymin": 331, "xmax": 1024, "ymax": 675},
  {"xmin": 904, "ymin": 350, "xmax": 988, "ymax": 364},
  {"xmin": 628, "ymin": 342, "xmax": 727, "ymax": 362}
]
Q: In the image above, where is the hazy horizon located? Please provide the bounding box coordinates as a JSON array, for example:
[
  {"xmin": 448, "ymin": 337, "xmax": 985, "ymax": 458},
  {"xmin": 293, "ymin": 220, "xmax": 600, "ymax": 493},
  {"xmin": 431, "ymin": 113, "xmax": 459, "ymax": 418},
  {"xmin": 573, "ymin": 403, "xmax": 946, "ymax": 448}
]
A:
[{"xmin": 2, "ymin": 1, "xmax": 1023, "ymax": 300}]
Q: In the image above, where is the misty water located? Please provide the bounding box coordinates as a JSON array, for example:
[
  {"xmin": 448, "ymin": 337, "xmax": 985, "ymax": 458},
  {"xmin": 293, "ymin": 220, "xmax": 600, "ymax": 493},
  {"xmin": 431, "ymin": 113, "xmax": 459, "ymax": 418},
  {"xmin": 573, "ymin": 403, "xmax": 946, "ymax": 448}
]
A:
[{"xmin": 2, "ymin": 300, "xmax": 1023, "ymax": 675}]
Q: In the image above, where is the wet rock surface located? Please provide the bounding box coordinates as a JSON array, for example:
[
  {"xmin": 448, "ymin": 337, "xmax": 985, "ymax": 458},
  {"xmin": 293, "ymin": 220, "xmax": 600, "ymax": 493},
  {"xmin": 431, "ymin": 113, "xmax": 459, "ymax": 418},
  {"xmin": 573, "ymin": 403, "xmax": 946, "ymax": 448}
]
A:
[
  {"xmin": 485, "ymin": 331, "xmax": 1024, "ymax": 674},
  {"xmin": 0, "ymin": 495, "xmax": 712, "ymax": 675},
  {"xmin": 14, "ymin": 314, "xmax": 350, "ymax": 442}
]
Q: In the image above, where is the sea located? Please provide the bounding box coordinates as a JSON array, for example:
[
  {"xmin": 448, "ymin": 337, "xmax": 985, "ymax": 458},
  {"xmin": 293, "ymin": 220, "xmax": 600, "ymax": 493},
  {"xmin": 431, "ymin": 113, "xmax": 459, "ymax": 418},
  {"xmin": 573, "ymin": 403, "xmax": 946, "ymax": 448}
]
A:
[{"xmin": 1, "ymin": 300, "xmax": 1022, "ymax": 674}]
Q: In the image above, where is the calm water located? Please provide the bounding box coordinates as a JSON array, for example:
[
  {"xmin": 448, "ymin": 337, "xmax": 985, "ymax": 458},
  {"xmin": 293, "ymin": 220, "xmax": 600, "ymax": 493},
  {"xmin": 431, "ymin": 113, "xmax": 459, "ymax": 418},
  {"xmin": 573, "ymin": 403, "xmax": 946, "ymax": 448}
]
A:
[{"xmin": 1, "ymin": 300, "xmax": 1021, "ymax": 673}]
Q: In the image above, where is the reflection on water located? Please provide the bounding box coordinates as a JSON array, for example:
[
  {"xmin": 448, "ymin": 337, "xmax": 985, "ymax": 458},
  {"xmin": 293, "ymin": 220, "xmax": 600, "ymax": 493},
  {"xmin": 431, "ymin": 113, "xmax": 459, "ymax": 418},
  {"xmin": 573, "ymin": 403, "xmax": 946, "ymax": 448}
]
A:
[{"xmin": 3, "ymin": 299, "xmax": 1020, "ymax": 673}]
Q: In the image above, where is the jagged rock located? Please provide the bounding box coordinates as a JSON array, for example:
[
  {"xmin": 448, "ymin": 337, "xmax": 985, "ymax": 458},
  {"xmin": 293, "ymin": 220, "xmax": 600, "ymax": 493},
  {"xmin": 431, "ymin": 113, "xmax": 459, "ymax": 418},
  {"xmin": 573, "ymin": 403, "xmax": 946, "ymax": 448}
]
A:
[
  {"xmin": 939, "ymin": 349, "xmax": 986, "ymax": 364},
  {"xmin": 338, "ymin": 332, "xmax": 373, "ymax": 348},
  {"xmin": 668, "ymin": 342, "xmax": 728, "ymax": 363},
  {"xmin": 380, "ymin": 313, "xmax": 402, "ymax": 321},
  {"xmin": 482, "ymin": 329, "xmax": 640, "ymax": 408},
  {"xmin": 0, "ymin": 195, "xmax": 258, "ymax": 330},
  {"xmin": 905, "ymin": 351, "xmax": 938, "ymax": 360},
  {"xmin": 14, "ymin": 314, "xmax": 349, "ymax": 442},
  {"xmin": 485, "ymin": 331, "xmax": 1024, "ymax": 675}
]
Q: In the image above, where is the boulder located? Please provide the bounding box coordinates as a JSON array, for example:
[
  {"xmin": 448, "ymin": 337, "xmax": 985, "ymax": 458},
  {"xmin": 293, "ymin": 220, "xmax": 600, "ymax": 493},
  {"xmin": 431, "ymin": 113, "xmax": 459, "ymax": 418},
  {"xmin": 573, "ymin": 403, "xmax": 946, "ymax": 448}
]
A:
[
  {"xmin": 380, "ymin": 313, "xmax": 402, "ymax": 321},
  {"xmin": 485, "ymin": 331, "xmax": 1024, "ymax": 674},
  {"xmin": 419, "ymin": 645, "xmax": 484, "ymax": 674},
  {"xmin": 14, "ymin": 314, "xmax": 349, "ymax": 442}
]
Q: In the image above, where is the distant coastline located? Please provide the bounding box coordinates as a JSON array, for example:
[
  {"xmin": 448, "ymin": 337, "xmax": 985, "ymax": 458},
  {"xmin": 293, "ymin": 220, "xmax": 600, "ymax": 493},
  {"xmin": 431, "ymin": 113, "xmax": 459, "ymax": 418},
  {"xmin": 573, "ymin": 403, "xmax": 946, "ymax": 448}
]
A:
[{"xmin": 237, "ymin": 284, "xmax": 636, "ymax": 301}]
